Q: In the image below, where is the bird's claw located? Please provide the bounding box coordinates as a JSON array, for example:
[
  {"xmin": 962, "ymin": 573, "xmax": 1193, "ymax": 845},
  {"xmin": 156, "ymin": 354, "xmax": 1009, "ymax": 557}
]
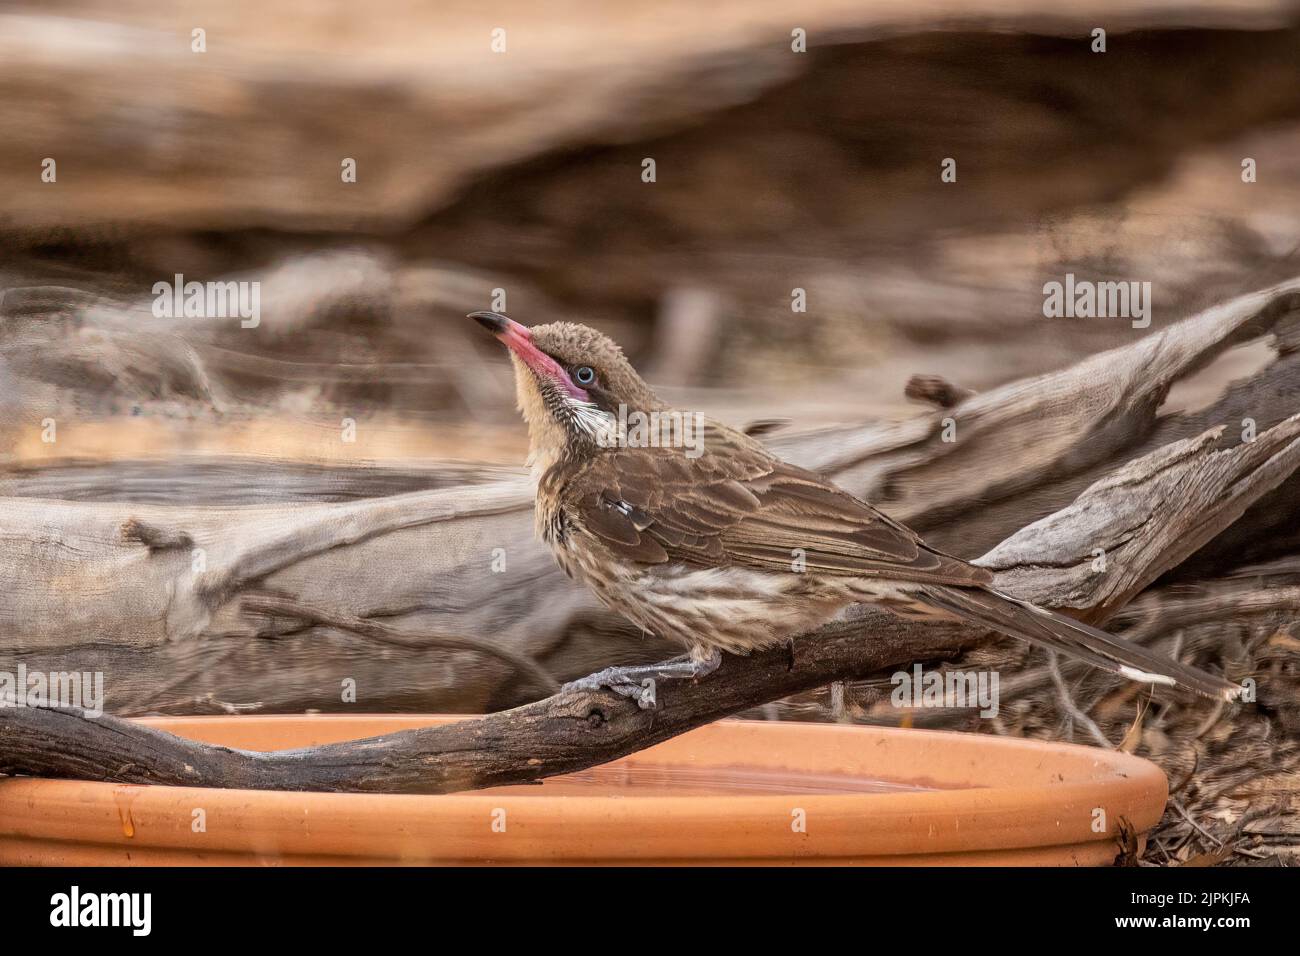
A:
[
  {"xmin": 562, "ymin": 651, "xmax": 721, "ymax": 711},
  {"xmin": 562, "ymin": 669, "xmax": 658, "ymax": 710},
  {"xmin": 635, "ymin": 678, "xmax": 656, "ymax": 709}
]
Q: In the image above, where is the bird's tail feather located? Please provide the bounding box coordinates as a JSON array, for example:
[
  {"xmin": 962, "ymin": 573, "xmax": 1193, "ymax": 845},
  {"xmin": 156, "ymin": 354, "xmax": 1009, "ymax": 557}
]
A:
[{"xmin": 914, "ymin": 585, "xmax": 1241, "ymax": 702}]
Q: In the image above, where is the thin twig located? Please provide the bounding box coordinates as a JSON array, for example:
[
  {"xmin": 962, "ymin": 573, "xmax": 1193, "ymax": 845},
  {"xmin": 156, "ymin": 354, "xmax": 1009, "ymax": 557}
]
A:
[
  {"xmin": 1047, "ymin": 651, "xmax": 1115, "ymax": 749},
  {"xmin": 241, "ymin": 592, "xmax": 560, "ymax": 695}
]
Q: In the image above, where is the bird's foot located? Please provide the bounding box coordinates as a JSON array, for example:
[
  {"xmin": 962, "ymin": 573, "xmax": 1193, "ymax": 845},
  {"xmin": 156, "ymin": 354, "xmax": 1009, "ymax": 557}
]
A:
[
  {"xmin": 562, "ymin": 667, "xmax": 658, "ymax": 709},
  {"xmin": 562, "ymin": 649, "xmax": 723, "ymax": 710}
]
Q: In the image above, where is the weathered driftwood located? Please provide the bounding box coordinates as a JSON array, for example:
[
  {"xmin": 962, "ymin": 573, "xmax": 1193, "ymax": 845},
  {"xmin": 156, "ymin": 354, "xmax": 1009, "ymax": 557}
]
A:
[
  {"xmin": 1, "ymin": 279, "xmax": 1298, "ymax": 716},
  {"xmin": 778, "ymin": 280, "xmax": 1300, "ymax": 549},
  {"xmin": 976, "ymin": 413, "xmax": 1300, "ymax": 621},
  {"xmin": 2, "ymin": 402, "xmax": 1292, "ymax": 792}
]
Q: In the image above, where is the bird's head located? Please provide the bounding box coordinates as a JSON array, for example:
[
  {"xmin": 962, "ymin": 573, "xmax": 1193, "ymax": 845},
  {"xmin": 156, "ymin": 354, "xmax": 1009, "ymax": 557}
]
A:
[{"xmin": 470, "ymin": 312, "xmax": 664, "ymax": 473}]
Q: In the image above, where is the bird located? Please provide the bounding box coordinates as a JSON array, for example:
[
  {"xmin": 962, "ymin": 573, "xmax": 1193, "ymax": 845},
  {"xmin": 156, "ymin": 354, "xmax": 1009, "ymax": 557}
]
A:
[{"xmin": 470, "ymin": 310, "xmax": 1240, "ymax": 708}]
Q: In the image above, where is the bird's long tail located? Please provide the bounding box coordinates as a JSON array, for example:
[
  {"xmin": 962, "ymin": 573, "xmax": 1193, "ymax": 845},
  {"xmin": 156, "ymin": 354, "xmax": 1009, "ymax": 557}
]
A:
[{"xmin": 914, "ymin": 585, "xmax": 1241, "ymax": 702}]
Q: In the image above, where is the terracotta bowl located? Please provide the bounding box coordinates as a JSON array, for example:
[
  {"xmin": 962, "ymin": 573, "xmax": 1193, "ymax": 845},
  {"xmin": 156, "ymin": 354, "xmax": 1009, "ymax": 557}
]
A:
[{"xmin": 0, "ymin": 715, "xmax": 1166, "ymax": 865}]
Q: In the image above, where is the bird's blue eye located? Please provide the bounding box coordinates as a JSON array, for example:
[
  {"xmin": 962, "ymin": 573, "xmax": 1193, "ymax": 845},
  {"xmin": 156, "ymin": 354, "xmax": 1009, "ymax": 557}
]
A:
[{"xmin": 574, "ymin": 365, "xmax": 596, "ymax": 386}]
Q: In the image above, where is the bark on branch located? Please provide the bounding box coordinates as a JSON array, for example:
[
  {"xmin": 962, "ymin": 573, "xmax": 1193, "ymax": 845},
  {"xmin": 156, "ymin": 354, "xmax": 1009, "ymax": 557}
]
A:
[{"xmin": 0, "ymin": 609, "xmax": 973, "ymax": 794}]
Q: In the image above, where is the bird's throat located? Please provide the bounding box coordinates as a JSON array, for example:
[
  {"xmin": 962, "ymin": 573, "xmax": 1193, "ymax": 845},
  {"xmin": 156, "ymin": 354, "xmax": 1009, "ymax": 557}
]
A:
[{"xmin": 512, "ymin": 357, "xmax": 590, "ymax": 480}]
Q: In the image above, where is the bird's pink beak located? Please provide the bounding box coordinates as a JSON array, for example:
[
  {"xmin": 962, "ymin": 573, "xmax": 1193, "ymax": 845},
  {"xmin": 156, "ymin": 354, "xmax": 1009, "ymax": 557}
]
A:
[{"xmin": 469, "ymin": 312, "xmax": 589, "ymax": 400}]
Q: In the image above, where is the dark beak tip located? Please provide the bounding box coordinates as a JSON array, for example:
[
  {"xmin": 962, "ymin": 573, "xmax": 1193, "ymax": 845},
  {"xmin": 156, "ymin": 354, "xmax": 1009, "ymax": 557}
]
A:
[{"xmin": 468, "ymin": 311, "xmax": 510, "ymax": 334}]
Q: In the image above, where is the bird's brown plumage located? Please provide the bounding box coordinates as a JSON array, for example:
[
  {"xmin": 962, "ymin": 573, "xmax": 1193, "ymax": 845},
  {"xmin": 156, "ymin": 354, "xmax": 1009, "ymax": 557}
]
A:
[
  {"xmin": 547, "ymin": 420, "xmax": 991, "ymax": 587},
  {"xmin": 474, "ymin": 312, "xmax": 1241, "ymax": 700}
]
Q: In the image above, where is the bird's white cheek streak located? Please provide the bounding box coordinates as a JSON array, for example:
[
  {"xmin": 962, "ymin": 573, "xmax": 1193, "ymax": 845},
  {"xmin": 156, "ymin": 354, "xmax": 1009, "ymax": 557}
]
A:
[{"xmin": 565, "ymin": 398, "xmax": 617, "ymax": 444}]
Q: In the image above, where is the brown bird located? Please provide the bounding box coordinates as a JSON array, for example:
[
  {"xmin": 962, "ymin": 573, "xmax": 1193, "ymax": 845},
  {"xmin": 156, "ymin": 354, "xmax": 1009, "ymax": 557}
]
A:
[{"xmin": 471, "ymin": 311, "xmax": 1240, "ymax": 708}]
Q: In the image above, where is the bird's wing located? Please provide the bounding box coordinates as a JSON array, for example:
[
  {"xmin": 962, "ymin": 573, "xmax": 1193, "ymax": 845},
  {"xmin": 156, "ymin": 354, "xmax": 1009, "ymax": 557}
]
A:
[{"xmin": 562, "ymin": 420, "xmax": 991, "ymax": 586}]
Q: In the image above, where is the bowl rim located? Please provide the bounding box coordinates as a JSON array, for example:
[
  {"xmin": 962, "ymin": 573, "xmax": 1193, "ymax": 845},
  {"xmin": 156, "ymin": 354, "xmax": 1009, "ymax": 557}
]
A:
[{"xmin": 0, "ymin": 714, "xmax": 1167, "ymax": 863}]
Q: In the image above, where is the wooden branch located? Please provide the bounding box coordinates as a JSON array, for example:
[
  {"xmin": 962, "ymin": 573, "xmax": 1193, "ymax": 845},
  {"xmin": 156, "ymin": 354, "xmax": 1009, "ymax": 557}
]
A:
[
  {"xmin": 779, "ymin": 279, "xmax": 1300, "ymax": 537},
  {"xmin": 7, "ymin": 414, "xmax": 1294, "ymax": 793},
  {"xmin": 0, "ymin": 609, "xmax": 975, "ymax": 794},
  {"xmin": 977, "ymin": 413, "xmax": 1300, "ymax": 621}
]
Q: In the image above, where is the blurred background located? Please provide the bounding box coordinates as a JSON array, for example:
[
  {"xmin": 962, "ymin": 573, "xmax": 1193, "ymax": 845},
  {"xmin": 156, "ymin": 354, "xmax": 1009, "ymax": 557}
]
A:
[
  {"xmin": 3, "ymin": 1, "xmax": 1300, "ymax": 863},
  {"xmin": 3, "ymin": 0, "xmax": 1300, "ymax": 463}
]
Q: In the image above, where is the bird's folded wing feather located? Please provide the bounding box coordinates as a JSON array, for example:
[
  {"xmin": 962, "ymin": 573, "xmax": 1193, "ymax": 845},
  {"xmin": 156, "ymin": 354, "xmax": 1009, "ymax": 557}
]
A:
[{"xmin": 564, "ymin": 421, "xmax": 991, "ymax": 586}]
